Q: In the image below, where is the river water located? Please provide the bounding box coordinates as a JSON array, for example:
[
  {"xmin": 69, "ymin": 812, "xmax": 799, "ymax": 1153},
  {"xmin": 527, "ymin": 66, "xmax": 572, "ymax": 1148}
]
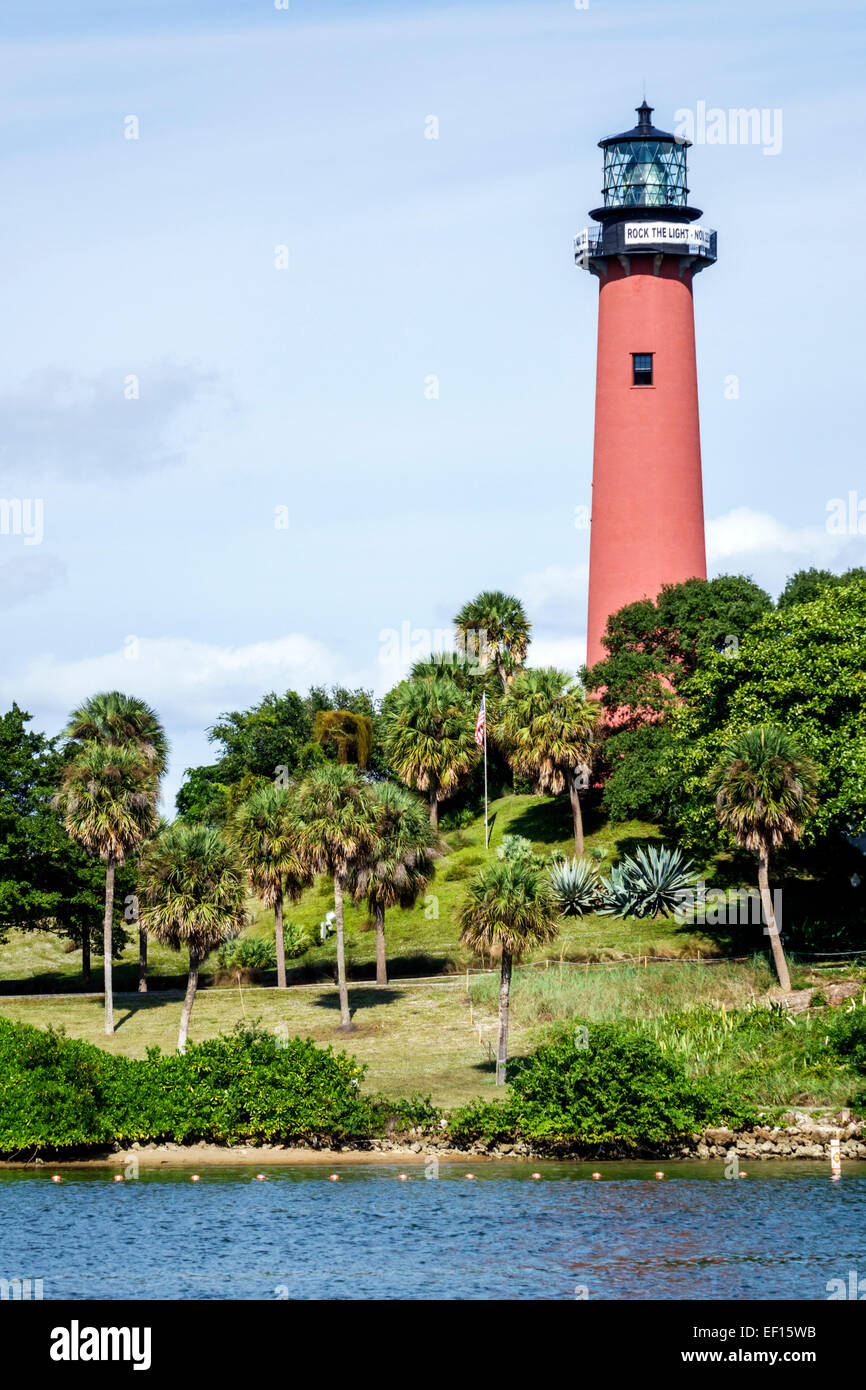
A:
[{"xmin": 2, "ymin": 1160, "xmax": 864, "ymax": 1300}]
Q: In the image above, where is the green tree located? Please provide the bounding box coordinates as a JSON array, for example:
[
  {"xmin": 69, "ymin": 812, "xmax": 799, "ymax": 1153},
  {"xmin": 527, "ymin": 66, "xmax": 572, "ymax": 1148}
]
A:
[
  {"xmin": 583, "ymin": 576, "xmax": 773, "ymax": 825},
  {"xmin": 708, "ymin": 725, "xmax": 819, "ymax": 991},
  {"xmin": 55, "ymin": 743, "xmax": 158, "ymax": 1034},
  {"xmin": 383, "ymin": 677, "xmax": 479, "ymax": 828},
  {"xmin": 233, "ymin": 784, "xmax": 312, "ymax": 988},
  {"xmin": 459, "ymin": 859, "xmax": 558, "ymax": 1084},
  {"xmin": 176, "ymin": 684, "xmax": 384, "ymax": 818},
  {"xmin": 63, "ymin": 692, "xmax": 167, "ymax": 993},
  {"xmin": 669, "ymin": 578, "xmax": 866, "ymax": 851},
  {"xmin": 585, "ymin": 575, "xmax": 773, "ymax": 709},
  {"xmin": 175, "ymin": 765, "xmax": 229, "ymax": 827},
  {"xmin": 499, "ymin": 668, "xmax": 599, "ymax": 855},
  {"xmin": 454, "ymin": 590, "xmax": 531, "ymax": 691},
  {"xmin": 595, "ymin": 724, "xmax": 674, "ymax": 824},
  {"xmin": 290, "ymin": 764, "xmax": 379, "ymax": 1030},
  {"xmin": 139, "ymin": 822, "xmax": 247, "ymax": 1052},
  {"xmin": 349, "ymin": 783, "xmax": 438, "ymax": 985},
  {"xmin": 207, "ymin": 690, "xmax": 311, "ymax": 783},
  {"xmin": 0, "ymin": 705, "xmax": 121, "ymax": 981},
  {"xmin": 305, "ymin": 685, "xmax": 377, "ymax": 721},
  {"xmin": 778, "ymin": 565, "xmax": 866, "ymax": 611}
]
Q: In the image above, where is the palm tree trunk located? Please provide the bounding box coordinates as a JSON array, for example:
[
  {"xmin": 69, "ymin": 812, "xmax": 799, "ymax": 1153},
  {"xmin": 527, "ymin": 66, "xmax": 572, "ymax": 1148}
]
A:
[
  {"xmin": 82, "ymin": 928, "xmax": 91, "ymax": 988},
  {"xmin": 758, "ymin": 852, "xmax": 790, "ymax": 992},
  {"xmin": 568, "ymin": 769, "xmax": 585, "ymax": 857},
  {"xmin": 178, "ymin": 953, "xmax": 201, "ymax": 1054},
  {"xmin": 138, "ymin": 924, "xmax": 147, "ymax": 993},
  {"xmin": 274, "ymin": 889, "xmax": 287, "ymax": 989},
  {"xmin": 333, "ymin": 875, "xmax": 354, "ymax": 1031},
  {"xmin": 429, "ymin": 794, "xmax": 439, "ymax": 829},
  {"xmin": 103, "ymin": 857, "xmax": 115, "ymax": 1035},
  {"xmin": 375, "ymin": 902, "xmax": 387, "ymax": 986},
  {"xmin": 496, "ymin": 659, "xmax": 509, "ymax": 692},
  {"xmin": 495, "ymin": 949, "xmax": 513, "ymax": 1085}
]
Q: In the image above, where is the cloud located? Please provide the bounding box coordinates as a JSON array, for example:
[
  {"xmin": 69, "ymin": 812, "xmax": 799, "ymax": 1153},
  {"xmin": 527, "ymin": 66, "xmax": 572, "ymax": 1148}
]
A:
[
  {"xmin": 705, "ymin": 507, "xmax": 832, "ymax": 564},
  {"xmin": 0, "ymin": 632, "xmax": 350, "ymax": 738},
  {"xmin": 528, "ymin": 633, "xmax": 587, "ymax": 674},
  {"xmin": 705, "ymin": 506, "xmax": 866, "ymax": 595},
  {"xmin": 520, "ymin": 562, "xmax": 589, "ymax": 617},
  {"xmin": 0, "ymin": 630, "xmax": 381, "ymax": 813},
  {"xmin": 0, "ymin": 552, "xmax": 66, "ymax": 606},
  {"xmin": 0, "ymin": 363, "xmax": 225, "ymax": 482}
]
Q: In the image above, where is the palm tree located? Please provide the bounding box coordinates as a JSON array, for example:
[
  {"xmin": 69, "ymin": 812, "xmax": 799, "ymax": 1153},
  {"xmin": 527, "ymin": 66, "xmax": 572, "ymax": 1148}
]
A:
[
  {"xmin": 383, "ymin": 677, "xmax": 479, "ymax": 828},
  {"xmin": 138, "ymin": 822, "xmax": 247, "ymax": 1052},
  {"xmin": 459, "ymin": 859, "xmax": 558, "ymax": 1084},
  {"xmin": 63, "ymin": 691, "xmax": 168, "ymax": 772},
  {"xmin": 55, "ymin": 743, "xmax": 158, "ymax": 1034},
  {"xmin": 349, "ymin": 782, "xmax": 438, "ymax": 985},
  {"xmin": 64, "ymin": 692, "xmax": 168, "ymax": 994},
  {"xmin": 708, "ymin": 724, "xmax": 819, "ymax": 992},
  {"xmin": 290, "ymin": 764, "xmax": 379, "ymax": 1030},
  {"xmin": 233, "ymin": 784, "xmax": 312, "ymax": 988},
  {"xmin": 454, "ymin": 591, "xmax": 531, "ymax": 691},
  {"xmin": 409, "ymin": 652, "xmax": 500, "ymax": 700},
  {"xmin": 499, "ymin": 667, "xmax": 599, "ymax": 856}
]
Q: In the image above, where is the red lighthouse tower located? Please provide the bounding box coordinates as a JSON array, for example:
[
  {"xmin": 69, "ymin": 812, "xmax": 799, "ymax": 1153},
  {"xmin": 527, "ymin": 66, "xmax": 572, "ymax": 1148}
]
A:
[{"xmin": 577, "ymin": 102, "xmax": 717, "ymax": 669}]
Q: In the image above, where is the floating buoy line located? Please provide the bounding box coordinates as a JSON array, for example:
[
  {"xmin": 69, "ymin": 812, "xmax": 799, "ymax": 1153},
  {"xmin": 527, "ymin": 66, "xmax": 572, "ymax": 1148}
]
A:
[{"xmin": 49, "ymin": 1160, "xmax": 856, "ymax": 1186}]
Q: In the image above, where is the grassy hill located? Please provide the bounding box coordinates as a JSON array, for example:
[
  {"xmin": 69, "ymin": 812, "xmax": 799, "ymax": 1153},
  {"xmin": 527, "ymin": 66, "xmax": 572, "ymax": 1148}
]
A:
[{"xmin": 0, "ymin": 793, "xmax": 729, "ymax": 996}]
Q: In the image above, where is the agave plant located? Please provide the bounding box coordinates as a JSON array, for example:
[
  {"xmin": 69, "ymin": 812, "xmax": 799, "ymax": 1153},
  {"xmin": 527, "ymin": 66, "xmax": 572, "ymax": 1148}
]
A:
[
  {"xmin": 598, "ymin": 844, "xmax": 700, "ymax": 920},
  {"xmin": 548, "ymin": 856, "xmax": 602, "ymax": 917}
]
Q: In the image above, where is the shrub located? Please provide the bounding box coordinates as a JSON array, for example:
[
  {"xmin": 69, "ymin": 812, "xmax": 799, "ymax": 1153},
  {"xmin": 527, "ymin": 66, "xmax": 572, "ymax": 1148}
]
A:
[
  {"xmin": 383, "ymin": 1093, "xmax": 442, "ymax": 1131},
  {"xmin": 827, "ymin": 1003, "xmax": 866, "ymax": 1073},
  {"xmin": 0, "ymin": 1018, "xmax": 382, "ymax": 1152},
  {"xmin": 282, "ymin": 923, "xmax": 312, "ymax": 959},
  {"xmin": 449, "ymin": 1022, "xmax": 751, "ymax": 1146},
  {"xmin": 0, "ymin": 1023, "xmax": 120, "ymax": 1149},
  {"xmin": 214, "ymin": 938, "xmax": 277, "ymax": 972},
  {"xmin": 214, "ymin": 929, "xmax": 310, "ymax": 977},
  {"xmin": 548, "ymin": 857, "xmax": 601, "ymax": 917},
  {"xmin": 786, "ymin": 917, "xmax": 865, "ymax": 952},
  {"xmin": 496, "ymin": 835, "xmax": 536, "ymax": 864},
  {"xmin": 598, "ymin": 844, "xmax": 699, "ymax": 919},
  {"xmin": 439, "ymin": 807, "xmax": 476, "ymax": 831}
]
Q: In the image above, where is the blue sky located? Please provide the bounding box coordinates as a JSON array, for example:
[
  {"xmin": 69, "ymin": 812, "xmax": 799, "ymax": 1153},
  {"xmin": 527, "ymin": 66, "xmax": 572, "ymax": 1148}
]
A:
[{"xmin": 1, "ymin": 0, "xmax": 864, "ymax": 808}]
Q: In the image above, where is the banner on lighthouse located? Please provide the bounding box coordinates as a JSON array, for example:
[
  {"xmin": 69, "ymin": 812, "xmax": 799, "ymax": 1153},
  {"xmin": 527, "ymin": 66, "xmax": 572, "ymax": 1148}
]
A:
[
  {"xmin": 574, "ymin": 228, "xmax": 591, "ymax": 267},
  {"xmin": 623, "ymin": 222, "xmax": 712, "ymax": 252}
]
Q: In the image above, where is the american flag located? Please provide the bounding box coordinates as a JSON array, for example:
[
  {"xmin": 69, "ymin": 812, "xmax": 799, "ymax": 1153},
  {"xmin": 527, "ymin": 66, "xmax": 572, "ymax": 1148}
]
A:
[{"xmin": 474, "ymin": 694, "xmax": 486, "ymax": 747}]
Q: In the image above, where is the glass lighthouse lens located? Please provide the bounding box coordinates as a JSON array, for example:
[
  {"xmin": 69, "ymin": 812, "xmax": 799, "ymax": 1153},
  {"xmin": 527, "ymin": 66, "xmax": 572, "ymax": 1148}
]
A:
[{"xmin": 603, "ymin": 140, "xmax": 686, "ymax": 208}]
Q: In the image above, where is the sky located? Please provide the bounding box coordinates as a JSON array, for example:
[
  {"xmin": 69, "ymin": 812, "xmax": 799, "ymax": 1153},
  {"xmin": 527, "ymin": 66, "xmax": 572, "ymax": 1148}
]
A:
[{"xmin": 0, "ymin": 0, "xmax": 864, "ymax": 809}]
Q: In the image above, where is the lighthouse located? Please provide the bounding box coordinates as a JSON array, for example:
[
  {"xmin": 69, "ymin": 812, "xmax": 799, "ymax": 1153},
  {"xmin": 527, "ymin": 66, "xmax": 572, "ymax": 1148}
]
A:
[{"xmin": 576, "ymin": 102, "xmax": 717, "ymax": 670}]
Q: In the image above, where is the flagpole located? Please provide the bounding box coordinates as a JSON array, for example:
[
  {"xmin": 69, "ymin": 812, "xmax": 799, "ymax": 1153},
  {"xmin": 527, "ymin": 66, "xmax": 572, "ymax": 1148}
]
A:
[{"xmin": 483, "ymin": 696, "xmax": 489, "ymax": 850}]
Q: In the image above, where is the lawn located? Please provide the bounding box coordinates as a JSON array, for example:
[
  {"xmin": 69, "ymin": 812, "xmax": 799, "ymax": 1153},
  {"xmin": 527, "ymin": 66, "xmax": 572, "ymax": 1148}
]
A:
[{"xmin": 0, "ymin": 980, "xmax": 502, "ymax": 1108}]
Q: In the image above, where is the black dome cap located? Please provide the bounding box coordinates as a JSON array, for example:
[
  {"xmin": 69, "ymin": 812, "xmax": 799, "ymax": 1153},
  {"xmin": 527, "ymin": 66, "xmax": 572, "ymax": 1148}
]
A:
[{"xmin": 599, "ymin": 101, "xmax": 689, "ymax": 149}]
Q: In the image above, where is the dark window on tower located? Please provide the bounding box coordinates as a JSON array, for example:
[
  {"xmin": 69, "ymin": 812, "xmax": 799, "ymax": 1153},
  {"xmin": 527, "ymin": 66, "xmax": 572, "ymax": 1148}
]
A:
[{"xmin": 633, "ymin": 353, "xmax": 653, "ymax": 386}]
